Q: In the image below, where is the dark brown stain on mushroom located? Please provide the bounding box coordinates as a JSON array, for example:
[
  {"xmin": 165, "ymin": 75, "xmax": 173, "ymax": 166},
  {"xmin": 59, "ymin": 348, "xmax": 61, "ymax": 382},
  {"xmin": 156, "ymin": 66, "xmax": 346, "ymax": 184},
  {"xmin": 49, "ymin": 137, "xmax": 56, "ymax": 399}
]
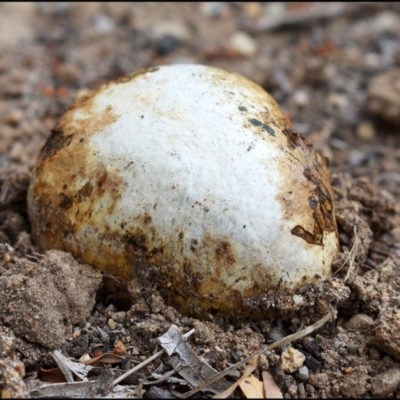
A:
[
  {"xmin": 58, "ymin": 193, "xmax": 73, "ymax": 209},
  {"xmin": 214, "ymin": 239, "xmax": 236, "ymax": 265},
  {"xmin": 39, "ymin": 124, "xmax": 73, "ymax": 162},
  {"xmin": 290, "ymin": 167, "xmax": 337, "ymax": 245},
  {"xmin": 282, "ymin": 128, "xmax": 309, "ymax": 149},
  {"xmin": 77, "ymin": 182, "xmax": 94, "ymax": 202}
]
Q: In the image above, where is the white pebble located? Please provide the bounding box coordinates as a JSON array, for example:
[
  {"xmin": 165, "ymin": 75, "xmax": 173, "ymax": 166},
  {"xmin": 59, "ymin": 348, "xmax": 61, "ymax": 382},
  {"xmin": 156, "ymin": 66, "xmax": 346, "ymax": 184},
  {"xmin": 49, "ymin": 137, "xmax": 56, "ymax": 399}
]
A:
[
  {"xmin": 280, "ymin": 347, "xmax": 306, "ymax": 373},
  {"xmin": 229, "ymin": 31, "xmax": 257, "ymax": 57}
]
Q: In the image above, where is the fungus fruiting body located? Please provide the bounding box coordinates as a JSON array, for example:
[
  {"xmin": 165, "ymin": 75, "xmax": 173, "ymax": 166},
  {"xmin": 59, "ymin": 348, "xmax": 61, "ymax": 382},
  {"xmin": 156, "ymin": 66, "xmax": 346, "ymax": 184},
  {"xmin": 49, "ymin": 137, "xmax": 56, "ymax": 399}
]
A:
[{"xmin": 28, "ymin": 64, "xmax": 339, "ymax": 317}]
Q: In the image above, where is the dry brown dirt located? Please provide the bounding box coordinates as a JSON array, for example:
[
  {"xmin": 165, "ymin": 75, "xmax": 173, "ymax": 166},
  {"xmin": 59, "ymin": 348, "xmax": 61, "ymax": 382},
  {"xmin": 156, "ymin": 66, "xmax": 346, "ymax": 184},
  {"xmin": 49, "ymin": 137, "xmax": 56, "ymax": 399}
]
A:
[{"xmin": 1, "ymin": 2, "xmax": 400, "ymax": 398}]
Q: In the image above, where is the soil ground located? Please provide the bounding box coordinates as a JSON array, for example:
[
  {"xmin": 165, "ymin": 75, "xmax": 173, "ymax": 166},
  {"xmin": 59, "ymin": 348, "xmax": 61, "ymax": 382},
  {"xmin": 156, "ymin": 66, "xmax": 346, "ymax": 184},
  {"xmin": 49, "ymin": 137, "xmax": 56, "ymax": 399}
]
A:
[{"xmin": 1, "ymin": 2, "xmax": 400, "ymax": 398}]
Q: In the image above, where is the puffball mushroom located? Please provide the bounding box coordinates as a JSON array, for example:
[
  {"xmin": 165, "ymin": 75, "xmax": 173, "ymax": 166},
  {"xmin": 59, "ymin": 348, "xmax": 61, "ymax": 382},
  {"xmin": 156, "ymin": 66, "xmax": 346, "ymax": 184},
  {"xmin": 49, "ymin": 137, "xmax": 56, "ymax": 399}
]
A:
[{"xmin": 27, "ymin": 64, "xmax": 339, "ymax": 317}]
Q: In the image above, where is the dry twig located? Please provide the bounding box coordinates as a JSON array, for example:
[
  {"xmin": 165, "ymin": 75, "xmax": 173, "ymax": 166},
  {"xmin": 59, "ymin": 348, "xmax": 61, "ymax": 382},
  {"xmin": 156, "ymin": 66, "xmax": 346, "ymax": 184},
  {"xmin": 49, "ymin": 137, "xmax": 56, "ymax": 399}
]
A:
[
  {"xmin": 333, "ymin": 225, "xmax": 358, "ymax": 279},
  {"xmin": 262, "ymin": 370, "xmax": 283, "ymax": 399},
  {"xmin": 344, "ymin": 226, "xmax": 358, "ymax": 281},
  {"xmin": 250, "ymin": 2, "xmax": 398, "ymax": 32},
  {"xmin": 213, "ymin": 356, "xmax": 258, "ymax": 399}
]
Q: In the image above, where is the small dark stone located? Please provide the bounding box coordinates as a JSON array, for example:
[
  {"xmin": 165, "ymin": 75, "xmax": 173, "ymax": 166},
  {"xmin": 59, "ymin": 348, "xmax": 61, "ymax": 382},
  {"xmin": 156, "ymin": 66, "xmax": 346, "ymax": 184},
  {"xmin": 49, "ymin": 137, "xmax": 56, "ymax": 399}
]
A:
[
  {"xmin": 302, "ymin": 338, "xmax": 321, "ymax": 356},
  {"xmin": 275, "ymin": 370, "xmax": 295, "ymax": 391},
  {"xmin": 268, "ymin": 327, "xmax": 286, "ymax": 352},
  {"xmin": 68, "ymin": 336, "xmax": 89, "ymax": 357},
  {"xmin": 155, "ymin": 35, "xmax": 179, "ymax": 56},
  {"xmin": 298, "ymin": 349, "xmax": 321, "ymax": 371},
  {"xmin": 269, "ymin": 327, "xmax": 285, "ymax": 342},
  {"xmin": 305, "ymin": 356, "xmax": 321, "ymax": 371},
  {"xmin": 296, "ymin": 365, "xmax": 310, "ymax": 382}
]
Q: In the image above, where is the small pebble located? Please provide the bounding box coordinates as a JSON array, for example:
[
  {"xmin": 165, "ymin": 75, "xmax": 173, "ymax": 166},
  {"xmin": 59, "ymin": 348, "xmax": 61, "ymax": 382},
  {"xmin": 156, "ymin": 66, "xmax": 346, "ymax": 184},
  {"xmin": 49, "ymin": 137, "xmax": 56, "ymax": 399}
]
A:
[
  {"xmin": 367, "ymin": 69, "xmax": 400, "ymax": 126},
  {"xmin": 4, "ymin": 109, "xmax": 23, "ymax": 126},
  {"xmin": 153, "ymin": 22, "xmax": 191, "ymax": 43},
  {"xmin": 356, "ymin": 122, "xmax": 375, "ymax": 141},
  {"xmin": 155, "ymin": 35, "xmax": 178, "ymax": 56},
  {"xmin": 242, "ymin": 2, "xmax": 263, "ymax": 18},
  {"xmin": 297, "ymin": 365, "xmax": 310, "ymax": 382},
  {"xmin": 379, "ymin": 261, "xmax": 394, "ymax": 283},
  {"xmin": 269, "ymin": 353, "xmax": 281, "ymax": 366},
  {"xmin": 35, "ymin": 2, "xmax": 71, "ymax": 15},
  {"xmin": 199, "ymin": 2, "xmax": 229, "ymax": 19},
  {"xmin": 288, "ymin": 383, "xmax": 298, "ymax": 398},
  {"xmin": 107, "ymin": 318, "xmax": 116, "ymax": 330},
  {"xmin": 131, "ymin": 346, "xmax": 140, "ymax": 355},
  {"xmin": 302, "ymin": 338, "xmax": 320, "ymax": 356},
  {"xmin": 112, "ymin": 311, "xmax": 126, "ymax": 323},
  {"xmin": 79, "ymin": 353, "xmax": 91, "ymax": 362},
  {"xmin": 376, "ymin": 312, "xmax": 400, "ymax": 361},
  {"xmin": 163, "ymin": 307, "xmax": 177, "ymax": 323},
  {"xmin": 292, "ymin": 90, "xmax": 309, "ymax": 108},
  {"xmin": 9, "ymin": 142, "xmax": 26, "ymax": 163},
  {"xmin": 93, "ymin": 14, "xmax": 116, "ymax": 35},
  {"xmin": 306, "ymin": 383, "xmax": 315, "ymax": 394},
  {"xmin": 370, "ymin": 11, "xmax": 400, "ymax": 35},
  {"xmin": 347, "ymin": 341, "xmax": 359, "ymax": 354},
  {"xmin": 264, "ymin": 2, "xmax": 286, "ymax": 15},
  {"xmin": 229, "ymin": 31, "xmax": 257, "ymax": 58},
  {"xmin": 280, "ymin": 347, "xmax": 306, "ymax": 373},
  {"xmin": 345, "ymin": 314, "xmax": 374, "ymax": 331},
  {"xmin": 72, "ymin": 330, "xmax": 81, "ymax": 339},
  {"xmin": 371, "ymin": 368, "xmax": 400, "ymax": 397},
  {"xmin": 269, "ymin": 327, "xmax": 285, "ymax": 343},
  {"xmin": 292, "ymin": 294, "xmax": 303, "ymax": 305},
  {"xmin": 308, "ymin": 372, "xmax": 330, "ymax": 389},
  {"xmin": 348, "ymin": 149, "xmax": 365, "ymax": 167},
  {"xmin": 56, "ymin": 63, "xmax": 81, "ymax": 86},
  {"xmin": 328, "ymin": 93, "xmax": 349, "ymax": 109},
  {"xmin": 298, "ymin": 382, "xmax": 306, "ymax": 399}
]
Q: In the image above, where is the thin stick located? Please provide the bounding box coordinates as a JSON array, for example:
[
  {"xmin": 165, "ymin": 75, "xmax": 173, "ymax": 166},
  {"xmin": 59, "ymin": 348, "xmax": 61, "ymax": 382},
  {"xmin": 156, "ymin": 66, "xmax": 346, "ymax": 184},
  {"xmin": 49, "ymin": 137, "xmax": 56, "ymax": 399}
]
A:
[
  {"xmin": 213, "ymin": 356, "xmax": 258, "ymax": 399},
  {"xmin": 252, "ymin": 2, "xmax": 397, "ymax": 32},
  {"xmin": 140, "ymin": 363, "xmax": 182, "ymax": 385},
  {"xmin": 333, "ymin": 225, "xmax": 358, "ymax": 277},
  {"xmin": 344, "ymin": 226, "xmax": 358, "ymax": 282},
  {"xmin": 180, "ymin": 312, "xmax": 332, "ymax": 398},
  {"xmin": 112, "ymin": 328, "xmax": 195, "ymax": 386}
]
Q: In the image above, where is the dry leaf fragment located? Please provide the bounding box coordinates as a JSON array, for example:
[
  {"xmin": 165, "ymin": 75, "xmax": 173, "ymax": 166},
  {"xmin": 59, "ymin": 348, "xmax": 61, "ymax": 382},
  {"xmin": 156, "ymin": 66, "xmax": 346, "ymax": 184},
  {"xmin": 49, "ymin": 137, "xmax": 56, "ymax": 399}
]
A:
[
  {"xmin": 158, "ymin": 325, "xmax": 230, "ymax": 395},
  {"xmin": 113, "ymin": 340, "xmax": 128, "ymax": 356},
  {"xmin": 37, "ymin": 367, "xmax": 67, "ymax": 383},
  {"xmin": 262, "ymin": 371, "xmax": 283, "ymax": 399},
  {"xmin": 239, "ymin": 375, "xmax": 264, "ymax": 399},
  {"xmin": 52, "ymin": 350, "xmax": 74, "ymax": 383},
  {"xmin": 29, "ymin": 381, "xmax": 137, "ymax": 398},
  {"xmin": 52, "ymin": 350, "xmax": 93, "ymax": 382}
]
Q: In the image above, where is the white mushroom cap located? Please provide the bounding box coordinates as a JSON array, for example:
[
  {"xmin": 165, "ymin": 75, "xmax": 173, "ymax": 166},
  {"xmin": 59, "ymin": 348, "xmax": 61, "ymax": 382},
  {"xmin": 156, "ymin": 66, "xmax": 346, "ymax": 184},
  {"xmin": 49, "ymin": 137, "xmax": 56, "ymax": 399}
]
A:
[{"xmin": 28, "ymin": 64, "xmax": 339, "ymax": 317}]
